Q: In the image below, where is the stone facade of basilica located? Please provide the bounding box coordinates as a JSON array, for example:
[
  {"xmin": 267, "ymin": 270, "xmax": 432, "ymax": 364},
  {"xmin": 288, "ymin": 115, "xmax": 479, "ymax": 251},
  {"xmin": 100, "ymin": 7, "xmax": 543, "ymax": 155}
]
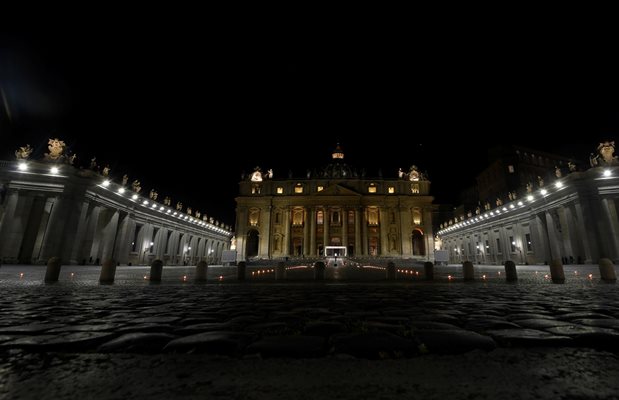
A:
[{"xmin": 234, "ymin": 145, "xmax": 435, "ymax": 261}]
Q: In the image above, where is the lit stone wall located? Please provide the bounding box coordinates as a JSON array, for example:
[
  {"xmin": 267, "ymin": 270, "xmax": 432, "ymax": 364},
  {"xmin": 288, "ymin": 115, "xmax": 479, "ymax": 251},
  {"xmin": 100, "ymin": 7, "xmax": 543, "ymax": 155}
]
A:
[
  {"xmin": 437, "ymin": 166, "xmax": 619, "ymax": 265},
  {"xmin": 0, "ymin": 160, "xmax": 232, "ymax": 265}
]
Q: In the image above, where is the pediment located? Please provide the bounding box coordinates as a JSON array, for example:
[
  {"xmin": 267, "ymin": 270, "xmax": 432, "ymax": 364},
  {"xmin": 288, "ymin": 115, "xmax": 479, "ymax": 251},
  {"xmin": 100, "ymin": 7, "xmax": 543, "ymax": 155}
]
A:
[{"xmin": 315, "ymin": 184, "xmax": 361, "ymax": 196}]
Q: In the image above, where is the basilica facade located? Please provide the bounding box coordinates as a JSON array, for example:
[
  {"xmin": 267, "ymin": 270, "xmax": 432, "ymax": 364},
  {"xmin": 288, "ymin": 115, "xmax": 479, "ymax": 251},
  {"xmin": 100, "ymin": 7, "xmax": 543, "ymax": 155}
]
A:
[{"xmin": 234, "ymin": 146, "xmax": 435, "ymax": 261}]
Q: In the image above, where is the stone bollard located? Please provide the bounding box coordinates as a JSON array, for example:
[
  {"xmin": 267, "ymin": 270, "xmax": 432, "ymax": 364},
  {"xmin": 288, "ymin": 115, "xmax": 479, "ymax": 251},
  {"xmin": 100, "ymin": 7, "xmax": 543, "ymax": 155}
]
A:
[
  {"xmin": 549, "ymin": 259, "xmax": 565, "ymax": 283},
  {"xmin": 99, "ymin": 259, "xmax": 117, "ymax": 284},
  {"xmin": 386, "ymin": 262, "xmax": 396, "ymax": 280},
  {"xmin": 150, "ymin": 259, "xmax": 163, "ymax": 283},
  {"xmin": 504, "ymin": 260, "xmax": 518, "ymax": 282},
  {"xmin": 195, "ymin": 260, "xmax": 208, "ymax": 283},
  {"xmin": 424, "ymin": 261, "xmax": 434, "ymax": 281},
  {"xmin": 44, "ymin": 257, "xmax": 62, "ymax": 283},
  {"xmin": 599, "ymin": 258, "xmax": 617, "ymax": 282},
  {"xmin": 237, "ymin": 262, "xmax": 246, "ymax": 281},
  {"xmin": 276, "ymin": 261, "xmax": 287, "ymax": 280},
  {"xmin": 463, "ymin": 261, "xmax": 474, "ymax": 281},
  {"xmin": 314, "ymin": 261, "xmax": 326, "ymax": 281}
]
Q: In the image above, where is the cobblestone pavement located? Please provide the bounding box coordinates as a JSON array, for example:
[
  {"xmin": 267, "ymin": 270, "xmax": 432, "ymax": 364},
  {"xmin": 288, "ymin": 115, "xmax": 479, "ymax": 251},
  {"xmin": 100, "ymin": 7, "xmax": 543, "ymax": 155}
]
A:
[{"xmin": 1, "ymin": 264, "xmax": 619, "ymax": 399}]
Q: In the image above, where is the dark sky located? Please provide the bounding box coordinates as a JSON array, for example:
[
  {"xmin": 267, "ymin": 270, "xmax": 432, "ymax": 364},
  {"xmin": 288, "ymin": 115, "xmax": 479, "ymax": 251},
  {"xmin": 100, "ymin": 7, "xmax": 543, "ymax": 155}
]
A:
[{"xmin": 2, "ymin": 29, "xmax": 619, "ymax": 225}]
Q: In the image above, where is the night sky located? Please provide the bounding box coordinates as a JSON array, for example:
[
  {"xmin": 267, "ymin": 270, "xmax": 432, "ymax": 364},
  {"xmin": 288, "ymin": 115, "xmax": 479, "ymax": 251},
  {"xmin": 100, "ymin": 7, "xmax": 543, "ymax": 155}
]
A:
[{"xmin": 2, "ymin": 30, "xmax": 619, "ymax": 226}]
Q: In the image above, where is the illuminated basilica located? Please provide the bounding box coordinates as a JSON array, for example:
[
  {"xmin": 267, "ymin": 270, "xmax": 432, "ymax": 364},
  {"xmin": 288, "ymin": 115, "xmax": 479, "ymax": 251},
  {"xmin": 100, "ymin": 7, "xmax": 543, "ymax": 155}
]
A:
[{"xmin": 234, "ymin": 145, "xmax": 435, "ymax": 261}]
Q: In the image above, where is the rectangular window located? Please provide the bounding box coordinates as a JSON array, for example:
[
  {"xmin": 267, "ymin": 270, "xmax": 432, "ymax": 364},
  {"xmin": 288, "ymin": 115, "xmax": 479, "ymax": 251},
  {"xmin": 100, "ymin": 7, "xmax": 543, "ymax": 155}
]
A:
[
  {"xmin": 388, "ymin": 187, "xmax": 395, "ymax": 194},
  {"xmin": 276, "ymin": 187, "xmax": 283, "ymax": 194},
  {"xmin": 317, "ymin": 186, "xmax": 324, "ymax": 192},
  {"xmin": 525, "ymin": 233, "xmax": 532, "ymax": 251},
  {"xmin": 368, "ymin": 186, "xmax": 377, "ymax": 193},
  {"xmin": 496, "ymin": 238, "xmax": 502, "ymax": 254},
  {"xmin": 331, "ymin": 210, "xmax": 341, "ymax": 225},
  {"xmin": 317, "ymin": 211, "xmax": 324, "ymax": 225},
  {"xmin": 294, "ymin": 185, "xmax": 303, "ymax": 193},
  {"xmin": 485, "ymin": 240, "xmax": 491, "ymax": 254},
  {"xmin": 509, "ymin": 236, "xmax": 516, "ymax": 252},
  {"xmin": 348, "ymin": 210, "xmax": 355, "ymax": 225},
  {"xmin": 411, "ymin": 184, "xmax": 420, "ymax": 194},
  {"xmin": 476, "ymin": 242, "xmax": 481, "ymax": 255},
  {"xmin": 467, "ymin": 242, "xmax": 472, "ymax": 255},
  {"xmin": 508, "ymin": 165, "xmax": 515, "ymax": 173}
]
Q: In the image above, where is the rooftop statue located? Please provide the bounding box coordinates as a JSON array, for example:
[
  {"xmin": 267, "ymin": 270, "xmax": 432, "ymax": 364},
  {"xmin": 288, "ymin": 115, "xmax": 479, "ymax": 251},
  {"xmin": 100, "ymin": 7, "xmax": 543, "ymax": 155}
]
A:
[
  {"xmin": 132, "ymin": 180, "xmax": 141, "ymax": 193},
  {"xmin": 164, "ymin": 196, "xmax": 171, "ymax": 206},
  {"xmin": 102, "ymin": 166, "xmax": 110, "ymax": 177},
  {"xmin": 44, "ymin": 138, "xmax": 66, "ymax": 161},
  {"xmin": 598, "ymin": 141, "xmax": 618, "ymax": 165},
  {"xmin": 176, "ymin": 202, "xmax": 183, "ymax": 211},
  {"xmin": 15, "ymin": 144, "xmax": 33, "ymax": 160},
  {"xmin": 568, "ymin": 161, "xmax": 577, "ymax": 172},
  {"xmin": 122, "ymin": 174, "xmax": 129, "ymax": 186},
  {"xmin": 251, "ymin": 167, "xmax": 263, "ymax": 182},
  {"xmin": 555, "ymin": 166, "xmax": 562, "ymax": 178}
]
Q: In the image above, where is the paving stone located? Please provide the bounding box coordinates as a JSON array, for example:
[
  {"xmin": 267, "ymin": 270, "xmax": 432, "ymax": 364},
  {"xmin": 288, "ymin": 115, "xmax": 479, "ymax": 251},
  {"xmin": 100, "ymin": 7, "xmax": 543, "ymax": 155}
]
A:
[
  {"xmin": 487, "ymin": 329, "xmax": 573, "ymax": 347},
  {"xmin": 415, "ymin": 330, "xmax": 497, "ymax": 354},
  {"xmin": 45, "ymin": 332, "xmax": 118, "ymax": 351},
  {"xmin": 174, "ymin": 322, "xmax": 241, "ymax": 335},
  {"xmin": 132, "ymin": 316, "xmax": 182, "ymax": 324},
  {"xmin": 515, "ymin": 319, "xmax": 574, "ymax": 329},
  {"xmin": 506, "ymin": 313, "xmax": 554, "ymax": 321},
  {"xmin": 245, "ymin": 335, "xmax": 326, "ymax": 358},
  {"xmin": 245, "ymin": 322, "xmax": 291, "ymax": 334},
  {"xmin": 47, "ymin": 323, "xmax": 122, "ymax": 333},
  {"xmin": 409, "ymin": 321, "xmax": 463, "ymax": 331},
  {"xmin": 464, "ymin": 319, "xmax": 521, "ymax": 331},
  {"xmin": 545, "ymin": 325, "xmax": 619, "ymax": 337},
  {"xmin": 303, "ymin": 321, "xmax": 347, "ymax": 336},
  {"xmin": 116, "ymin": 323, "xmax": 176, "ymax": 334},
  {"xmin": 331, "ymin": 332, "xmax": 417, "ymax": 359},
  {"xmin": 98, "ymin": 333, "xmax": 176, "ymax": 353},
  {"xmin": 556, "ymin": 312, "xmax": 614, "ymax": 321},
  {"xmin": 0, "ymin": 335, "xmax": 60, "ymax": 350},
  {"xmin": 164, "ymin": 331, "xmax": 254, "ymax": 355},
  {"xmin": 0, "ymin": 324, "xmax": 64, "ymax": 334},
  {"xmin": 571, "ymin": 319, "xmax": 619, "ymax": 330}
]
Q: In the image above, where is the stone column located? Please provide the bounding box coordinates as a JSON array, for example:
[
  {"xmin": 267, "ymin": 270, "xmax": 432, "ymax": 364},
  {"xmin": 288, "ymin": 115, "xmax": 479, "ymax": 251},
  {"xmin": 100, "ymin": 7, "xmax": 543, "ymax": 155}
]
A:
[
  {"xmin": 114, "ymin": 214, "xmax": 135, "ymax": 265},
  {"xmin": 0, "ymin": 191, "xmax": 32, "ymax": 263},
  {"xmin": 565, "ymin": 205, "xmax": 584, "ymax": 264},
  {"xmin": 69, "ymin": 201, "xmax": 93, "ymax": 264},
  {"xmin": 545, "ymin": 210, "xmax": 563, "ymax": 263},
  {"xmin": 259, "ymin": 206, "xmax": 272, "ymax": 258},
  {"xmin": 236, "ymin": 207, "xmax": 248, "ymax": 262},
  {"xmin": 355, "ymin": 208, "xmax": 362, "ymax": 256},
  {"xmin": 557, "ymin": 207, "xmax": 574, "ymax": 262},
  {"xmin": 37, "ymin": 196, "xmax": 66, "ymax": 262},
  {"xmin": 341, "ymin": 208, "xmax": 348, "ymax": 254},
  {"xmin": 574, "ymin": 199, "xmax": 597, "ymax": 263},
  {"xmin": 100, "ymin": 210, "xmax": 120, "ymax": 262},
  {"xmin": 323, "ymin": 207, "xmax": 330, "ymax": 252},
  {"xmin": 303, "ymin": 207, "xmax": 310, "ymax": 256},
  {"xmin": 379, "ymin": 208, "xmax": 388, "ymax": 256},
  {"xmin": 601, "ymin": 198, "xmax": 619, "ymax": 260},
  {"xmin": 399, "ymin": 206, "xmax": 412, "ymax": 256},
  {"xmin": 283, "ymin": 207, "xmax": 291, "ymax": 257},
  {"xmin": 309, "ymin": 208, "xmax": 316, "ymax": 256},
  {"xmin": 361, "ymin": 208, "xmax": 368, "ymax": 256}
]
